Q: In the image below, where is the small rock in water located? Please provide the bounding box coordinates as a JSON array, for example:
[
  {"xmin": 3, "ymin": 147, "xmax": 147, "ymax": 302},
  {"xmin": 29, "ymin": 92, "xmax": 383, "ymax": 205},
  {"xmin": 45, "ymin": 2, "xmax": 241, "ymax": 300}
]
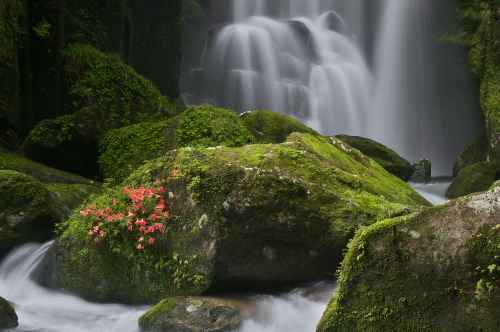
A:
[
  {"xmin": 139, "ymin": 296, "xmax": 243, "ymax": 332},
  {"xmin": 0, "ymin": 296, "xmax": 18, "ymax": 329},
  {"xmin": 410, "ymin": 159, "xmax": 431, "ymax": 182}
]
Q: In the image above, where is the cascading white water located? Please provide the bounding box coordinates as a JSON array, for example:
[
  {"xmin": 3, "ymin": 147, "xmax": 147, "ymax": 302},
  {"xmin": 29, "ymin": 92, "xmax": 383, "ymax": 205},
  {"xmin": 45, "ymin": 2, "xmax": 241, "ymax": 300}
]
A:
[
  {"xmin": 182, "ymin": 0, "xmax": 483, "ymax": 175},
  {"xmin": 0, "ymin": 243, "xmax": 335, "ymax": 332},
  {"xmin": 0, "ymin": 242, "xmax": 149, "ymax": 332}
]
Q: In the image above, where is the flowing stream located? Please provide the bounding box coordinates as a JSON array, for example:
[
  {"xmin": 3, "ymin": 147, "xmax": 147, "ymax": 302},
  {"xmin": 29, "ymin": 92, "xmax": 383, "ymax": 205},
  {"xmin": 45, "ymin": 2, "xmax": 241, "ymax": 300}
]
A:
[
  {"xmin": 182, "ymin": 0, "xmax": 483, "ymax": 175},
  {"xmin": 0, "ymin": 243, "xmax": 334, "ymax": 332}
]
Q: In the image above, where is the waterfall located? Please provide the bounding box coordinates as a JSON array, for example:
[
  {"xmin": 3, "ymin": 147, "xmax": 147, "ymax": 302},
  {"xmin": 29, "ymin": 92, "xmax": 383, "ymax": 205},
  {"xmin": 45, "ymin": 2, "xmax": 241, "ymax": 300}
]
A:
[{"xmin": 181, "ymin": 0, "xmax": 483, "ymax": 175}]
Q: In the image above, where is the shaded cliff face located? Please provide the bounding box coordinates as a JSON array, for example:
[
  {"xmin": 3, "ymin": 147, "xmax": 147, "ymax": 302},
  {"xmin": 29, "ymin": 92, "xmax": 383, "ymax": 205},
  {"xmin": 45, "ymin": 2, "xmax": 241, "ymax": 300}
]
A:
[{"xmin": 448, "ymin": 0, "xmax": 500, "ymax": 196}]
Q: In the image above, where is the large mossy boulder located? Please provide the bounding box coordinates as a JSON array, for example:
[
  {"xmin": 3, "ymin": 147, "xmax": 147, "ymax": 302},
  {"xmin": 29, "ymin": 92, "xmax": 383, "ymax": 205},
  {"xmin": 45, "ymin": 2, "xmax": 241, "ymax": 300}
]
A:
[
  {"xmin": 0, "ymin": 150, "xmax": 101, "ymax": 256},
  {"xmin": 335, "ymin": 135, "xmax": 412, "ymax": 181},
  {"xmin": 21, "ymin": 44, "xmax": 181, "ymax": 179},
  {"xmin": 56, "ymin": 132, "xmax": 430, "ymax": 304},
  {"xmin": 446, "ymin": 161, "xmax": 499, "ymax": 199},
  {"xmin": 0, "ymin": 296, "xmax": 18, "ymax": 329},
  {"xmin": 317, "ymin": 186, "xmax": 500, "ymax": 332},
  {"xmin": 139, "ymin": 296, "xmax": 243, "ymax": 332},
  {"xmin": 240, "ymin": 110, "xmax": 321, "ymax": 144},
  {"xmin": 99, "ymin": 104, "xmax": 255, "ymax": 184}
]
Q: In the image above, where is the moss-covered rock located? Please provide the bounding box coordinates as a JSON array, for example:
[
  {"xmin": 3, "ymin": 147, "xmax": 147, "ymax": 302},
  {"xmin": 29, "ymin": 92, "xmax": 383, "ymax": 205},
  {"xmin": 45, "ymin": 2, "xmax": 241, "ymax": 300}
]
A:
[
  {"xmin": 99, "ymin": 105, "xmax": 255, "ymax": 184},
  {"xmin": 335, "ymin": 135, "xmax": 412, "ymax": 181},
  {"xmin": 446, "ymin": 161, "xmax": 499, "ymax": 199},
  {"xmin": 21, "ymin": 44, "xmax": 181, "ymax": 178},
  {"xmin": 56, "ymin": 132, "xmax": 430, "ymax": 304},
  {"xmin": 452, "ymin": 127, "xmax": 489, "ymax": 177},
  {"xmin": 0, "ymin": 296, "xmax": 18, "ymax": 329},
  {"xmin": 138, "ymin": 296, "xmax": 243, "ymax": 332},
  {"xmin": 317, "ymin": 186, "xmax": 500, "ymax": 332},
  {"xmin": 0, "ymin": 149, "xmax": 97, "ymax": 185},
  {"xmin": 0, "ymin": 150, "xmax": 101, "ymax": 256},
  {"xmin": 410, "ymin": 159, "xmax": 432, "ymax": 181},
  {"xmin": 240, "ymin": 110, "xmax": 321, "ymax": 144}
]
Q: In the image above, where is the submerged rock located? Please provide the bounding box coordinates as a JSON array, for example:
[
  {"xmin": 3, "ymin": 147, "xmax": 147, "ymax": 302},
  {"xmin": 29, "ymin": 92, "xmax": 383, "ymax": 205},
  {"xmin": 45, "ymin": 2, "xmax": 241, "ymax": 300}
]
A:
[
  {"xmin": 139, "ymin": 297, "xmax": 243, "ymax": 332},
  {"xmin": 318, "ymin": 186, "xmax": 500, "ymax": 331},
  {"xmin": 335, "ymin": 135, "xmax": 413, "ymax": 181},
  {"xmin": 0, "ymin": 296, "xmax": 18, "ymax": 329},
  {"xmin": 56, "ymin": 133, "xmax": 430, "ymax": 304}
]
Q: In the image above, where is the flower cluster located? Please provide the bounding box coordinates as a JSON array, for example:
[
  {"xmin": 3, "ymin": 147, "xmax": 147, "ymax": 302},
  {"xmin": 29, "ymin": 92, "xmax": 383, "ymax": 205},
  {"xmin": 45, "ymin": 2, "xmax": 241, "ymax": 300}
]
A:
[{"xmin": 79, "ymin": 185, "xmax": 171, "ymax": 250}]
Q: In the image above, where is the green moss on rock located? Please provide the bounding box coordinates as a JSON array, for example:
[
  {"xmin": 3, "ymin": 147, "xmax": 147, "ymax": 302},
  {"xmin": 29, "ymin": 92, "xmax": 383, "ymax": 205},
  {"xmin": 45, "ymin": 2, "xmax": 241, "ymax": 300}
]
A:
[
  {"xmin": 57, "ymin": 132, "xmax": 430, "ymax": 304},
  {"xmin": 446, "ymin": 161, "xmax": 499, "ymax": 199},
  {"xmin": 335, "ymin": 135, "xmax": 413, "ymax": 181},
  {"xmin": 21, "ymin": 43, "xmax": 182, "ymax": 178},
  {"xmin": 99, "ymin": 105, "xmax": 256, "ymax": 184},
  {"xmin": 0, "ymin": 151, "xmax": 101, "ymax": 256},
  {"xmin": 0, "ymin": 296, "xmax": 18, "ymax": 329},
  {"xmin": 318, "ymin": 186, "xmax": 500, "ymax": 332},
  {"xmin": 178, "ymin": 105, "xmax": 255, "ymax": 148},
  {"xmin": 453, "ymin": 127, "xmax": 489, "ymax": 177},
  {"xmin": 139, "ymin": 296, "xmax": 242, "ymax": 332},
  {"xmin": 241, "ymin": 110, "xmax": 321, "ymax": 144}
]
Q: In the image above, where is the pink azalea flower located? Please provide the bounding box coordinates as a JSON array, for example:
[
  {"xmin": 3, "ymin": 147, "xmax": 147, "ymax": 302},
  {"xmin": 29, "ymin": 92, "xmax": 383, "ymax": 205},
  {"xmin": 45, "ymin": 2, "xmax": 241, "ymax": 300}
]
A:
[
  {"xmin": 88, "ymin": 230, "xmax": 95, "ymax": 235},
  {"xmin": 113, "ymin": 197, "xmax": 119, "ymax": 205},
  {"xmin": 118, "ymin": 213, "xmax": 125, "ymax": 220},
  {"xmin": 97, "ymin": 209, "xmax": 104, "ymax": 216},
  {"xmin": 123, "ymin": 188, "xmax": 130, "ymax": 194},
  {"xmin": 139, "ymin": 237, "xmax": 145, "ymax": 242},
  {"xmin": 127, "ymin": 212, "xmax": 136, "ymax": 218},
  {"xmin": 80, "ymin": 211, "xmax": 89, "ymax": 216},
  {"xmin": 139, "ymin": 226, "xmax": 146, "ymax": 233},
  {"xmin": 149, "ymin": 226, "xmax": 155, "ymax": 232},
  {"xmin": 137, "ymin": 244, "xmax": 144, "ymax": 250},
  {"xmin": 106, "ymin": 207, "xmax": 112, "ymax": 213},
  {"xmin": 149, "ymin": 238, "xmax": 155, "ymax": 244},
  {"xmin": 93, "ymin": 226, "xmax": 100, "ymax": 232},
  {"xmin": 164, "ymin": 211, "xmax": 171, "ymax": 218},
  {"xmin": 100, "ymin": 230, "xmax": 106, "ymax": 237},
  {"xmin": 94, "ymin": 238, "xmax": 100, "ymax": 243},
  {"xmin": 127, "ymin": 221, "xmax": 133, "ymax": 226},
  {"xmin": 150, "ymin": 214, "xmax": 158, "ymax": 220},
  {"xmin": 158, "ymin": 186, "xmax": 165, "ymax": 195},
  {"xmin": 172, "ymin": 169, "xmax": 179, "ymax": 175},
  {"xmin": 128, "ymin": 226, "xmax": 133, "ymax": 231}
]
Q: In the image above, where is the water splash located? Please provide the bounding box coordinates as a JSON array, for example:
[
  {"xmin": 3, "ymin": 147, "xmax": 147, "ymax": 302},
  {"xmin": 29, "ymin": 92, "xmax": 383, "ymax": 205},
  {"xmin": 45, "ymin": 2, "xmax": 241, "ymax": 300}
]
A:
[
  {"xmin": 0, "ymin": 242, "xmax": 149, "ymax": 332},
  {"xmin": 182, "ymin": 0, "xmax": 483, "ymax": 175},
  {"xmin": 0, "ymin": 243, "xmax": 335, "ymax": 332}
]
